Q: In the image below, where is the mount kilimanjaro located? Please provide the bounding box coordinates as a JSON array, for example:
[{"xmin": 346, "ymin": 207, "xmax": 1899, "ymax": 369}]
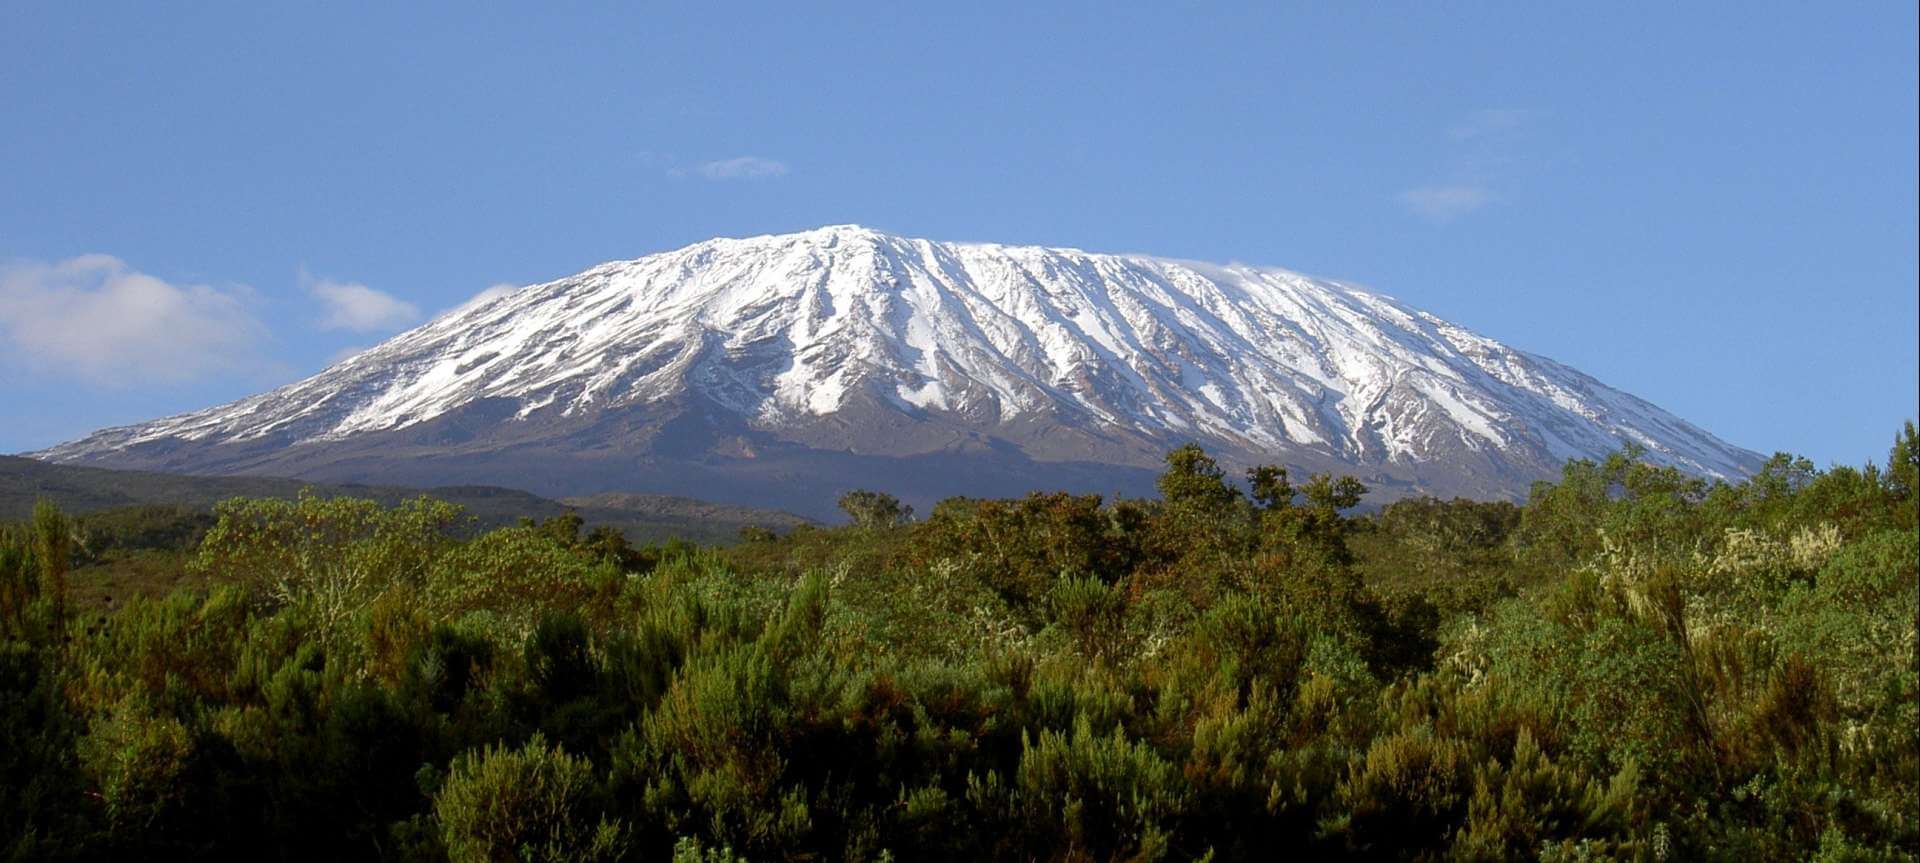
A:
[{"xmin": 34, "ymin": 226, "xmax": 1762, "ymax": 519}]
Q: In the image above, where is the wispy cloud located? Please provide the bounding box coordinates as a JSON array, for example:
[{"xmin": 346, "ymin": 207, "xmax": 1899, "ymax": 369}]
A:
[
  {"xmin": 465, "ymin": 283, "xmax": 519, "ymax": 308},
  {"xmin": 1401, "ymin": 108, "xmax": 1530, "ymax": 224},
  {"xmin": 1399, "ymin": 185, "xmax": 1494, "ymax": 222},
  {"xmin": 0, "ymin": 255, "xmax": 267, "ymax": 386},
  {"xmin": 304, "ymin": 270, "xmax": 420, "ymax": 333},
  {"xmin": 680, "ymin": 155, "xmax": 790, "ymax": 181},
  {"xmin": 436, "ymin": 282, "xmax": 522, "ymax": 319}
]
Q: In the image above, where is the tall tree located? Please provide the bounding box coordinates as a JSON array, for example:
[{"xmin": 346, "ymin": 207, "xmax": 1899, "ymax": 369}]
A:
[{"xmin": 837, "ymin": 490, "xmax": 913, "ymax": 529}]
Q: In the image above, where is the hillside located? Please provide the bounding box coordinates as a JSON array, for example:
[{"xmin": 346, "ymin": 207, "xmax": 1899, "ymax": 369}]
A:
[{"xmin": 0, "ymin": 455, "xmax": 810, "ymax": 543}]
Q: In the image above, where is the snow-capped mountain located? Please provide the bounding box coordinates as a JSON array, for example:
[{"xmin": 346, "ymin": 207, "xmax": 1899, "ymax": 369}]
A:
[{"xmin": 34, "ymin": 225, "xmax": 1762, "ymax": 517}]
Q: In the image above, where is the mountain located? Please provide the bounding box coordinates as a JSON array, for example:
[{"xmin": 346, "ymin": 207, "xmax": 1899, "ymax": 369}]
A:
[
  {"xmin": 0, "ymin": 455, "xmax": 811, "ymax": 543},
  {"xmin": 33, "ymin": 225, "xmax": 1763, "ymax": 518}
]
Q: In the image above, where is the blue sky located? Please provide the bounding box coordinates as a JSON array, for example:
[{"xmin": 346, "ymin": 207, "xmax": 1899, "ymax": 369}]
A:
[{"xmin": 2, "ymin": 3, "xmax": 1914, "ymax": 467}]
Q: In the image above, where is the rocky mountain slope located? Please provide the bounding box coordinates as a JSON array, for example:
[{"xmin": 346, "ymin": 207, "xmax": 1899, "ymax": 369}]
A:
[{"xmin": 33, "ymin": 225, "xmax": 1763, "ymax": 518}]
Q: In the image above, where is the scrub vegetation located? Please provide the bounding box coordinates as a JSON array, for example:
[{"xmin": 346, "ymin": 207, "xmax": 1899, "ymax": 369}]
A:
[{"xmin": 3, "ymin": 424, "xmax": 1915, "ymax": 861}]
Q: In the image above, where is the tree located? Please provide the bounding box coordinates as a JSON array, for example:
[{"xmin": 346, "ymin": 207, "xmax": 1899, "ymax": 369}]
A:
[
  {"xmin": 1146, "ymin": 445, "xmax": 1250, "ymax": 572},
  {"xmin": 1156, "ymin": 444, "xmax": 1241, "ymax": 511},
  {"xmin": 1256, "ymin": 472, "xmax": 1369, "ymax": 572},
  {"xmin": 1887, "ymin": 420, "xmax": 1919, "ymax": 506},
  {"xmin": 1247, "ymin": 464, "xmax": 1295, "ymax": 510},
  {"xmin": 837, "ymin": 490, "xmax": 913, "ymax": 529},
  {"xmin": 29, "ymin": 500, "xmax": 70, "ymax": 625},
  {"xmin": 193, "ymin": 491, "xmax": 464, "ymax": 647},
  {"xmin": 1301, "ymin": 474, "xmax": 1366, "ymax": 515},
  {"xmin": 0, "ymin": 531, "xmax": 36, "ymax": 637},
  {"xmin": 538, "ymin": 511, "xmax": 586, "ymax": 546}
]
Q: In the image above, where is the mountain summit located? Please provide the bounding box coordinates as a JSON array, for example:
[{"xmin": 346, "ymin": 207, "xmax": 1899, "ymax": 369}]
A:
[{"xmin": 35, "ymin": 226, "xmax": 1762, "ymax": 517}]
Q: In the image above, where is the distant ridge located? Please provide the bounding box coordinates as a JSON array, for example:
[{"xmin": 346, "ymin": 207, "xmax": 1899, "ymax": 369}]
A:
[{"xmin": 0, "ymin": 455, "xmax": 810, "ymax": 543}]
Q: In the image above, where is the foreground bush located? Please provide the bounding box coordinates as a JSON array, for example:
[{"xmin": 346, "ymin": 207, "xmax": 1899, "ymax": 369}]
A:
[
  {"xmin": 435, "ymin": 734, "xmax": 627, "ymax": 863},
  {"xmin": 0, "ymin": 423, "xmax": 1913, "ymax": 860}
]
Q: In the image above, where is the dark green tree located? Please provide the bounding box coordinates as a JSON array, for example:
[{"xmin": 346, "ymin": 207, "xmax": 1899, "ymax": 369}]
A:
[
  {"xmin": 1887, "ymin": 420, "xmax": 1919, "ymax": 507},
  {"xmin": 29, "ymin": 501, "xmax": 70, "ymax": 626},
  {"xmin": 1156, "ymin": 444, "xmax": 1241, "ymax": 511},
  {"xmin": 1247, "ymin": 463, "xmax": 1295, "ymax": 510},
  {"xmin": 837, "ymin": 489, "xmax": 913, "ymax": 529}
]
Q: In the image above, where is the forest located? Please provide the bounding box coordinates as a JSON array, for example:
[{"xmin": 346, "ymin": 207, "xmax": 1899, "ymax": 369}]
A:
[{"xmin": 2, "ymin": 425, "xmax": 1915, "ymax": 861}]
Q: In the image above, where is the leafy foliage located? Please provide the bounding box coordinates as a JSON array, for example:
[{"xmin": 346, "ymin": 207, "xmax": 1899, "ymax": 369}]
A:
[
  {"xmin": 435, "ymin": 734, "xmax": 628, "ymax": 863},
  {"xmin": 837, "ymin": 490, "xmax": 914, "ymax": 530},
  {"xmin": 1, "ymin": 427, "xmax": 1914, "ymax": 860}
]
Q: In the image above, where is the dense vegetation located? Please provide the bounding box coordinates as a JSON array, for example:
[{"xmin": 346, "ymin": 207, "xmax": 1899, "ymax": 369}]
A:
[{"xmin": 3, "ymin": 425, "xmax": 1915, "ymax": 861}]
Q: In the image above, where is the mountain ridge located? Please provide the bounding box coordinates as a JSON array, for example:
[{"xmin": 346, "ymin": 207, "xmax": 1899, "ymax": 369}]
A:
[{"xmin": 32, "ymin": 225, "xmax": 1764, "ymax": 518}]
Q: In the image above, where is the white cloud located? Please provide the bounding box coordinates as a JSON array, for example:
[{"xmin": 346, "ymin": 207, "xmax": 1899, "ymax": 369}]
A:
[
  {"xmin": 1401, "ymin": 109, "xmax": 1535, "ymax": 224},
  {"xmin": 1399, "ymin": 185, "xmax": 1494, "ymax": 222},
  {"xmin": 0, "ymin": 255, "xmax": 267, "ymax": 386},
  {"xmin": 687, "ymin": 155, "xmax": 790, "ymax": 180},
  {"xmin": 434, "ymin": 282, "xmax": 521, "ymax": 320},
  {"xmin": 304, "ymin": 270, "xmax": 419, "ymax": 332}
]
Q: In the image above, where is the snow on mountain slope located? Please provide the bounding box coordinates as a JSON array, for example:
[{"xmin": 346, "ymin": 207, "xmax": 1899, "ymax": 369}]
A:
[{"xmin": 33, "ymin": 225, "xmax": 1762, "ymax": 502}]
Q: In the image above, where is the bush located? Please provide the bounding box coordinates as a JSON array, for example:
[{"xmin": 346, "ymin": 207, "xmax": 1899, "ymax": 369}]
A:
[
  {"xmin": 998, "ymin": 714, "xmax": 1186, "ymax": 861},
  {"xmin": 4, "ymin": 426, "xmax": 1916, "ymax": 859},
  {"xmin": 434, "ymin": 734, "xmax": 627, "ymax": 863}
]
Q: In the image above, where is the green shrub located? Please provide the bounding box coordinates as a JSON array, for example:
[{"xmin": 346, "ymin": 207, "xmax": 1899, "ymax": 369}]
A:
[
  {"xmin": 3, "ymin": 427, "xmax": 1915, "ymax": 859},
  {"xmin": 999, "ymin": 714, "xmax": 1187, "ymax": 862},
  {"xmin": 434, "ymin": 733, "xmax": 627, "ymax": 863}
]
